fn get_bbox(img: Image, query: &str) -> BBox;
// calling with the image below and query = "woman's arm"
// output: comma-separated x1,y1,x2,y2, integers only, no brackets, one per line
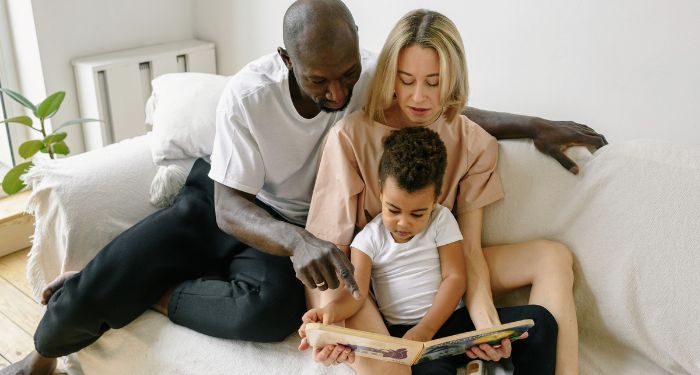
458,208,518,361
457,208,500,328
464,106,608,174
403,241,466,342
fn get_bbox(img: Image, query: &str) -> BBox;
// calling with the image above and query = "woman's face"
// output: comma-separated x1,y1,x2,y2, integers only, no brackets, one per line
394,45,442,126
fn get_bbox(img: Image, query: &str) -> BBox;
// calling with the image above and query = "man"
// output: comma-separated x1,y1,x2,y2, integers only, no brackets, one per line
1,1,606,374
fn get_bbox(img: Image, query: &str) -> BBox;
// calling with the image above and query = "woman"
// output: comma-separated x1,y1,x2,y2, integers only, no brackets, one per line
301,9,578,375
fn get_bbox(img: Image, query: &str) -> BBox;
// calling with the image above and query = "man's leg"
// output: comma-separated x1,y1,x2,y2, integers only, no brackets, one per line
167,246,306,342
31,159,234,357
484,240,578,375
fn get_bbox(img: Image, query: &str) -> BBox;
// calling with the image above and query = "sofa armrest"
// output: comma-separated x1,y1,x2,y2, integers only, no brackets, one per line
24,135,160,298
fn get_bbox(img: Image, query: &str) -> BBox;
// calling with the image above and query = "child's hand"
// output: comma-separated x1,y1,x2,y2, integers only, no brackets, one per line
402,324,434,342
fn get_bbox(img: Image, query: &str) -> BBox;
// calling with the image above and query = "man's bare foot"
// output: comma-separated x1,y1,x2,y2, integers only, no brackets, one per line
40,271,78,305
0,351,56,375
151,287,174,316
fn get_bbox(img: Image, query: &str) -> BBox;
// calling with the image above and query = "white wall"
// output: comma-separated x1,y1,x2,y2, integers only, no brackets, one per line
15,0,700,150
197,0,700,145
29,0,195,154
193,0,288,76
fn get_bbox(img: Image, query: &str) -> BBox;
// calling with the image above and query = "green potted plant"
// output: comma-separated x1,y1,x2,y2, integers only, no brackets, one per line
0,88,100,195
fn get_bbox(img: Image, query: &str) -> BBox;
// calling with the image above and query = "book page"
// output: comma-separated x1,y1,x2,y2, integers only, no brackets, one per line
416,319,534,364
305,323,424,366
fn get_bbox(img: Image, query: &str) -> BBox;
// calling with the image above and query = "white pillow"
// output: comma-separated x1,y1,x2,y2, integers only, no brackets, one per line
146,73,228,207
148,72,229,163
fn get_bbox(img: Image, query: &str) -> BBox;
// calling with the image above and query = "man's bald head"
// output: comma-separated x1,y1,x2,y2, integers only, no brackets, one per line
283,0,358,61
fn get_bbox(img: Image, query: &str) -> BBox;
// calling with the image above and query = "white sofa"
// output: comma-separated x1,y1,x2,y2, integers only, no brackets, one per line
23,85,700,373
24,133,700,374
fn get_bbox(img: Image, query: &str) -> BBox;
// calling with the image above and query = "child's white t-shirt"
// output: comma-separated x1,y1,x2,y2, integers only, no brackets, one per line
350,204,464,325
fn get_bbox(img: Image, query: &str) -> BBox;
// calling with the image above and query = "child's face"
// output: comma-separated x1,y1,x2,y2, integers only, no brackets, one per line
379,176,437,243
394,45,442,126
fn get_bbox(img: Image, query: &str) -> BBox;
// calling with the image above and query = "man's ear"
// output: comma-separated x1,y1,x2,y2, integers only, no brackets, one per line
277,47,292,70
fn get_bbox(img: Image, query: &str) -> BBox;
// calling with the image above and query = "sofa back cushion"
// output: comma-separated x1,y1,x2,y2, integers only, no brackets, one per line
486,139,700,374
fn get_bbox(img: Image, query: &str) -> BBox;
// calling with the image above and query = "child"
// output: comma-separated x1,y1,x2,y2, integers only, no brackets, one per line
305,126,473,373
302,9,565,375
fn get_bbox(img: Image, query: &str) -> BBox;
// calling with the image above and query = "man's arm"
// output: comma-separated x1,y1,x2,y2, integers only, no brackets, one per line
213,181,359,295
463,107,608,174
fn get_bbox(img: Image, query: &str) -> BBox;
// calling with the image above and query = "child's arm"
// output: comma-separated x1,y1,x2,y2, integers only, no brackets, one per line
297,247,371,364
301,247,373,325
403,241,466,342
323,248,373,321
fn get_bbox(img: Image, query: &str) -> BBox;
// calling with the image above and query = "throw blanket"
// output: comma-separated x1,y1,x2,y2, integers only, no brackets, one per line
24,136,700,374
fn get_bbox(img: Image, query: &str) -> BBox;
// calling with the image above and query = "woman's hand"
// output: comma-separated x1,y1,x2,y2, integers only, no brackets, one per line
464,332,528,362
310,344,355,366
297,307,356,366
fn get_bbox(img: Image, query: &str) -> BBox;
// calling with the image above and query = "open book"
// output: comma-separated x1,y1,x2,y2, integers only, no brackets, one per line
305,319,533,365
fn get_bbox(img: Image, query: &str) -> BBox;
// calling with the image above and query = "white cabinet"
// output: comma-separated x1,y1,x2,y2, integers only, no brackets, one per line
73,39,216,151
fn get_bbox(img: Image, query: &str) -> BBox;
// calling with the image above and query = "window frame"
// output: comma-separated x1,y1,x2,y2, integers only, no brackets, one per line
0,1,26,167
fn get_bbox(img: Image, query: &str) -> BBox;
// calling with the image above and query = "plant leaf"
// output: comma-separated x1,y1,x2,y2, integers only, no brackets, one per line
52,141,70,155
0,88,37,111
43,131,67,145
18,140,45,159
35,91,65,119
0,115,33,127
1,161,33,195
54,118,102,132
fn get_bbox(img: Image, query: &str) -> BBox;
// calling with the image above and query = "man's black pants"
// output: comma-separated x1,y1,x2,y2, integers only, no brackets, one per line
34,159,306,357
388,305,558,375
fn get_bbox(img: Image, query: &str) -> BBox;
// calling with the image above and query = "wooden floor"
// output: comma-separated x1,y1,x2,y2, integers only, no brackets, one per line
0,247,45,371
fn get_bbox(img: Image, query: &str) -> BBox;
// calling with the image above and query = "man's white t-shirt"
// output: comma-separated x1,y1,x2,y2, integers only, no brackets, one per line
209,50,376,225
350,204,464,326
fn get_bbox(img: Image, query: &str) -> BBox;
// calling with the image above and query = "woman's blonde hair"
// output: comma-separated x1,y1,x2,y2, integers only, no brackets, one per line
365,9,468,123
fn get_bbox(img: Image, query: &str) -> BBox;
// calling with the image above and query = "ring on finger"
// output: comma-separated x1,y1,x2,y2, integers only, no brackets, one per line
315,281,326,287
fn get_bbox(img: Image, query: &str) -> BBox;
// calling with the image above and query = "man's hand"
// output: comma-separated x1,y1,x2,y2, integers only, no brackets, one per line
531,118,608,175
292,229,360,298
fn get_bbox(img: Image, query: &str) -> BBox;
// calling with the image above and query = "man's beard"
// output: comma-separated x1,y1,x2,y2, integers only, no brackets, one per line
318,88,353,113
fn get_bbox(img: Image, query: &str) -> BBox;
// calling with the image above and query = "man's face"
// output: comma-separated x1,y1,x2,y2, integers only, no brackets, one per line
291,47,362,112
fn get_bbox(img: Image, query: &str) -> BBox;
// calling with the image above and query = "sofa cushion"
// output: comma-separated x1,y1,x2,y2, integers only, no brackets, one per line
484,140,700,374
24,138,700,374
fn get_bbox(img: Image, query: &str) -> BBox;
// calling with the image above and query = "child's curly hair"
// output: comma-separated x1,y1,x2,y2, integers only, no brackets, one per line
379,127,447,196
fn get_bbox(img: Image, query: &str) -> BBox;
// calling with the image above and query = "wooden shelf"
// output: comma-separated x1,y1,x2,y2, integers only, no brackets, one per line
0,190,34,257
0,190,32,224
